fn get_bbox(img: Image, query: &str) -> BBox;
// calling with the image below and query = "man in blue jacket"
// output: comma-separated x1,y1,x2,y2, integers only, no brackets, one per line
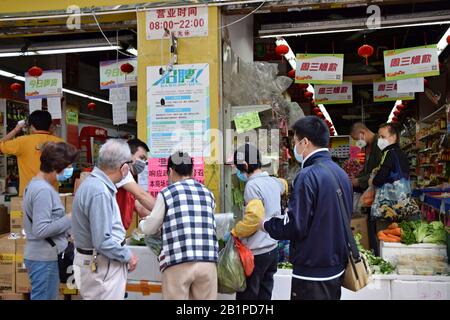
262,116,353,300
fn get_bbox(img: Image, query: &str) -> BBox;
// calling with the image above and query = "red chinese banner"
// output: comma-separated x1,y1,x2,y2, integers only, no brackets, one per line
148,157,205,198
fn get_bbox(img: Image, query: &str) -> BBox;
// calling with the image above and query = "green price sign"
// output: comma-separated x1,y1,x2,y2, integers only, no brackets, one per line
234,111,262,134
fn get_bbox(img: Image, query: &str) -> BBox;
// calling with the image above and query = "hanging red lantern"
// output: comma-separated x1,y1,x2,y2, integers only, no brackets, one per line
393,110,401,117
297,83,309,90
313,107,321,114
396,104,406,110
357,44,374,65
27,66,43,77
316,112,324,118
287,69,295,78
10,82,22,92
120,63,134,74
447,35,450,44
87,102,96,111
275,44,289,56
303,91,313,99
391,116,398,122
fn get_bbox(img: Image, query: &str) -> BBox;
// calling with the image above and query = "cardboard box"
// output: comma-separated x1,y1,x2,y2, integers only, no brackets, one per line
64,195,74,213
15,238,30,293
0,292,28,300
351,216,369,250
0,205,9,235
10,197,23,234
0,234,15,293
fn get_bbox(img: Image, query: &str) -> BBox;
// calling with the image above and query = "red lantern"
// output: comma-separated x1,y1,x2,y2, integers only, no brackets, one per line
316,112,324,118
297,83,309,90
87,102,96,111
393,110,401,117
303,91,313,99
396,104,406,110
313,107,321,114
392,116,398,122
120,63,134,74
10,82,22,92
287,69,295,78
275,44,289,56
27,66,43,77
447,35,450,44
357,44,374,65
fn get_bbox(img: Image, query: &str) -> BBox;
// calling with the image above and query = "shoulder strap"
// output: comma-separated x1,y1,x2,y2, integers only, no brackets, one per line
25,207,57,248
317,162,361,261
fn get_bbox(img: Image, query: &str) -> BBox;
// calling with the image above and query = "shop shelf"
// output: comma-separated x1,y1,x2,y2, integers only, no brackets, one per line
418,148,433,153
419,130,447,142
419,105,447,124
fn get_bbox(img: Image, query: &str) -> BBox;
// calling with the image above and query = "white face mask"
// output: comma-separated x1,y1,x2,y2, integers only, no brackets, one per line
355,133,367,149
377,138,390,150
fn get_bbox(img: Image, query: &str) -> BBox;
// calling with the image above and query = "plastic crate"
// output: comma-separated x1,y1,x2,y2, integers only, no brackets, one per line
380,241,447,265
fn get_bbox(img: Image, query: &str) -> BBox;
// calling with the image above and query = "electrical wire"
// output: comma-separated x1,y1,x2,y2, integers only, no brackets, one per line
219,1,265,29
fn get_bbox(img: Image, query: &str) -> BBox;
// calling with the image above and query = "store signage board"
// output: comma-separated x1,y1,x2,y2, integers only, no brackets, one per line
146,6,208,40
397,77,424,93
66,107,78,125
233,111,262,134
112,101,128,125
25,70,62,99
373,79,415,102
295,54,344,84
147,63,210,158
147,157,204,198
384,45,439,81
28,98,42,113
314,82,353,104
99,58,137,89
47,97,62,119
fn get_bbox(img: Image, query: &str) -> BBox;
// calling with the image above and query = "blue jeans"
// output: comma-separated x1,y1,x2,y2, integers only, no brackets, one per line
24,259,59,300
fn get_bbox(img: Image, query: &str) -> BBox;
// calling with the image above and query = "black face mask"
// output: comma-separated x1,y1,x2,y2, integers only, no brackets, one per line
132,159,146,175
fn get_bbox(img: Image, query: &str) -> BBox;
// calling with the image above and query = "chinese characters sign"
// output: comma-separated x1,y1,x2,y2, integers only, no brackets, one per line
146,6,208,40
25,70,62,99
233,111,261,134
295,54,344,84
148,157,205,198
147,64,210,158
314,82,353,104
384,45,439,81
99,58,137,89
373,78,415,102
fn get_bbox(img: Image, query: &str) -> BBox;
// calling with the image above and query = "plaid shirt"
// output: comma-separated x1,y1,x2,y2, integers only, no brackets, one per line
159,179,218,271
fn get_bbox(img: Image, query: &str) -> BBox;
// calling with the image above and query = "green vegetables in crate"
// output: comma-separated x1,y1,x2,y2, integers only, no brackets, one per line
354,233,395,274
400,220,447,245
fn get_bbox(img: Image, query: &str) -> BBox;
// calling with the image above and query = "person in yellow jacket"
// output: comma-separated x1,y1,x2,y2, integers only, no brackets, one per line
231,144,288,300
0,110,62,196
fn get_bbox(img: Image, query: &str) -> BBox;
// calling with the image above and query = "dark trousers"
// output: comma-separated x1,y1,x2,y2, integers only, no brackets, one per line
236,248,278,300
291,275,343,300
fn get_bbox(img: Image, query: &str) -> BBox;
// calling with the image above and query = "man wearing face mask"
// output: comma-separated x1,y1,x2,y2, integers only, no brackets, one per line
262,116,353,300
72,139,138,300
350,122,382,191
115,139,155,230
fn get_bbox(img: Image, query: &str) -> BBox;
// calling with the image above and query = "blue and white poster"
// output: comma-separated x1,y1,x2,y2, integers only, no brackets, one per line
147,64,210,158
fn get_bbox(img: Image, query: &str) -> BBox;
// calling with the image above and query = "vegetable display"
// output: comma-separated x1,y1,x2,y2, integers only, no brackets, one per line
377,223,401,242
342,158,363,179
399,220,447,245
355,233,395,274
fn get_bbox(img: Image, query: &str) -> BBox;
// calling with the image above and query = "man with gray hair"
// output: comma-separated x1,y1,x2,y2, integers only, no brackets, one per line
72,139,138,300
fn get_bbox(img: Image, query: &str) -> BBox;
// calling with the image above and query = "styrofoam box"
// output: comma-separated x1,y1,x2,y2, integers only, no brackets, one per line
391,279,450,300
126,291,235,300
341,277,391,300
127,244,162,282
380,241,447,265
272,269,292,300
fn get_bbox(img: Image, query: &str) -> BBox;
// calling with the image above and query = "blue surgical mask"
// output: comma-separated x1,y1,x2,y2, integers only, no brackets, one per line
293,141,305,163
57,167,74,182
236,169,248,182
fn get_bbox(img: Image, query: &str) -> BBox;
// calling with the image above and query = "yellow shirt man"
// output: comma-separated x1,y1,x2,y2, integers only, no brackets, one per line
0,112,63,196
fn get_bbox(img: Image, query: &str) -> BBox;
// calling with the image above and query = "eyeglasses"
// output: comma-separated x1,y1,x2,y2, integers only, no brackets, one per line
121,160,133,168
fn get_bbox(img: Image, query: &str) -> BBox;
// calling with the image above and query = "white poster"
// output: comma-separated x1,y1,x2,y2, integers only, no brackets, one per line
47,97,62,119
397,77,424,93
147,64,210,158
112,101,128,125
29,98,42,113
110,87,130,102
146,6,208,40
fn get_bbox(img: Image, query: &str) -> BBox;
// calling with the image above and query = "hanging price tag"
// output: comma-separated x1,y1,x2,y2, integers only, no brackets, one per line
233,111,262,134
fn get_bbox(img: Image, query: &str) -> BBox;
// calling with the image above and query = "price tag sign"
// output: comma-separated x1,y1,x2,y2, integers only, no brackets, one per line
234,111,262,134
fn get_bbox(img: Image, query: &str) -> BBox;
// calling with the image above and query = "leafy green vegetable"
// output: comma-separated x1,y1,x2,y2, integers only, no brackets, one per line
354,233,395,274
278,262,293,269
413,221,428,243
423,221,447,244
400,220,416,245
400,220,447,245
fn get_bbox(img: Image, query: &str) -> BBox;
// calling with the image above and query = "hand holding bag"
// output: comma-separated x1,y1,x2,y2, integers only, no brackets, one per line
318,163,371,292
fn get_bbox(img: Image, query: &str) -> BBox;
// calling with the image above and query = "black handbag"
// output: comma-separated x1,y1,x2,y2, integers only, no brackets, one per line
26,213,74,284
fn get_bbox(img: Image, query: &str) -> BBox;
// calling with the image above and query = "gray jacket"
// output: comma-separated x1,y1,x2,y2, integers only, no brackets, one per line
72,167,131,263
242,172,284,255
23,178,71,261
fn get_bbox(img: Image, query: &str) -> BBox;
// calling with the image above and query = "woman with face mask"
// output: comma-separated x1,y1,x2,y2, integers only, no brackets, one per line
369,123,411,220
23,142,79,300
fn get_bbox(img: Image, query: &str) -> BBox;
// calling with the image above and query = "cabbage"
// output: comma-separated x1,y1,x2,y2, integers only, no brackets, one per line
412,221,428,243
422,221,447,244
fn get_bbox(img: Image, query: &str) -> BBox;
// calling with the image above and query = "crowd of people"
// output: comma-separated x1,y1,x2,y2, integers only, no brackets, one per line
0,110,410,300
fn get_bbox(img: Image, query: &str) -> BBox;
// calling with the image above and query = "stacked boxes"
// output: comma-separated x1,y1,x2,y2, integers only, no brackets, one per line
0,235,15,293
15,238,30,293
